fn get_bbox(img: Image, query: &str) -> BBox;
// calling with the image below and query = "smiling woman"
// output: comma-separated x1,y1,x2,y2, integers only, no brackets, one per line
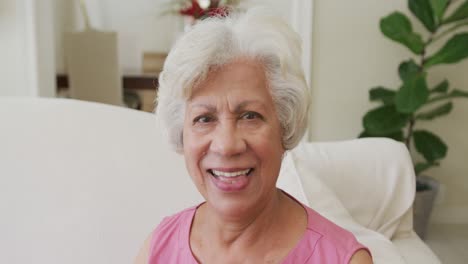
135,7,372,264
183,60,285,220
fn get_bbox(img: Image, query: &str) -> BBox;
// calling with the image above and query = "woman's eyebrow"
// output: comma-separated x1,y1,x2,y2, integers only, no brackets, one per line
190,100,266,113
234,100,266,113
190,103,217,112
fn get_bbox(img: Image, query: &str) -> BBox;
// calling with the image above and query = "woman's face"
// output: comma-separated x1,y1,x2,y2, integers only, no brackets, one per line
183,60,285,217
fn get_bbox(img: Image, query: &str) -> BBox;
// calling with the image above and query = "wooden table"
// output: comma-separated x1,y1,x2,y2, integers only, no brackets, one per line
56,74,159,91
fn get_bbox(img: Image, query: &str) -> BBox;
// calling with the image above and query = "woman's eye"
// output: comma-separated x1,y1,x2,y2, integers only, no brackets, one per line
241,111,262,120
193,115,214,124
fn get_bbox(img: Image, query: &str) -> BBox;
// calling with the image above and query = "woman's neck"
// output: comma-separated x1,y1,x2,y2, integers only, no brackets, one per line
195,189,290,249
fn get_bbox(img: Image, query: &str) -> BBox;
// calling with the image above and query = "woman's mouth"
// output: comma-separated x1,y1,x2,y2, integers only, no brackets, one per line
207,168,254,192
209,168,253,178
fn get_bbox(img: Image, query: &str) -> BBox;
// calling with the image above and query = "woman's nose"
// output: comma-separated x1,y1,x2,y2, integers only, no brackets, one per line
209,121,246,157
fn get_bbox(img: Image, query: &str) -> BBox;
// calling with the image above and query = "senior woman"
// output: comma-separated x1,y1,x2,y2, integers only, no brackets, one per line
136,8,372,264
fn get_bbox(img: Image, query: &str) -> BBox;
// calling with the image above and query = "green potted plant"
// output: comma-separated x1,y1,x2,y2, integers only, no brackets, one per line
359,0,468,239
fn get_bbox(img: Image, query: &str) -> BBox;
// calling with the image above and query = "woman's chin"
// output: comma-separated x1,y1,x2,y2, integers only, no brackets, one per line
204,175,260,217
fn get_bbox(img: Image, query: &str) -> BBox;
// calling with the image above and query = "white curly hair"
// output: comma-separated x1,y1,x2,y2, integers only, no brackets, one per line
156,7,311,153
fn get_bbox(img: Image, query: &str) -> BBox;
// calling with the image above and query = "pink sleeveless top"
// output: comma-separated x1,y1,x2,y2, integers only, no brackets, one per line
148,203,369,263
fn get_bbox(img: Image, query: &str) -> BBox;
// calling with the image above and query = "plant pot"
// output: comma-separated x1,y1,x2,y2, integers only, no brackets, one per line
413,176,439,239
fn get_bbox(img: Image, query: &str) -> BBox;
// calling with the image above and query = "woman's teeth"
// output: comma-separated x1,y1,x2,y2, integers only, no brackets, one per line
210,169,251,177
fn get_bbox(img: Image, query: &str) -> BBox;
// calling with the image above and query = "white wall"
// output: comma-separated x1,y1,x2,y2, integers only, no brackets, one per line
35,0,56,97
310,0,468,223
0,0,55,97
0,0,32,96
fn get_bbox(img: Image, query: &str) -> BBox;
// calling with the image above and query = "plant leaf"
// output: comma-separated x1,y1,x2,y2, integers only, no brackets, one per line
399,59,422,81
424,33,468,68
380,12,425,54
428,88,468,103
430,0,449,23
413,130,448,162
451,89,468,97
395,73,430,113
443,0,468,24
363,105,409,135
431,79,449,93
369,87,396,105
409,0,437,32
416,102,453,120
415,161,439,175
359,129,405,141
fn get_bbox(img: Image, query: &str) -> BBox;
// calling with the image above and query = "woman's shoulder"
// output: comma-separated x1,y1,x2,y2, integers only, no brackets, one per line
151,206,197,242
135,206,198,264
148,206,197,259
305,206,355,239
154,206,197,233
301,206,368,262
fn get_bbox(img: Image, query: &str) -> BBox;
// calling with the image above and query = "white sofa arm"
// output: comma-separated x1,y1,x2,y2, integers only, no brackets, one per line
392,231,440,264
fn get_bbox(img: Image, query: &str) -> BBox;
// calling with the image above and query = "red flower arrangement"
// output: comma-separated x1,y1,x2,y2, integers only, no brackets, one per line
177,0,239,20
179,0,205,18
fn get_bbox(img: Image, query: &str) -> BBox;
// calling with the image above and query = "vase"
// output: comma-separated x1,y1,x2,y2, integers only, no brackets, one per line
413,176,440,239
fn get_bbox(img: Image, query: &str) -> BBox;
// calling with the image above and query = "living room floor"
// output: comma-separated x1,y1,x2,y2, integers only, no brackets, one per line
426,223,468,264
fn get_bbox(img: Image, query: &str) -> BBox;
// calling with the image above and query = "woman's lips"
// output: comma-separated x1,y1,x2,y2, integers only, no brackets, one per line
208,168,253,192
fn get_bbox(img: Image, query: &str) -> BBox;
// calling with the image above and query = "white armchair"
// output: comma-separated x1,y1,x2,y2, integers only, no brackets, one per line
284,140,441,263
0,98,440,263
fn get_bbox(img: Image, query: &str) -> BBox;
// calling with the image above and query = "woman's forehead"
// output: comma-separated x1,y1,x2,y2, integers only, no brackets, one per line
188,99,268,112
190,61,268,94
